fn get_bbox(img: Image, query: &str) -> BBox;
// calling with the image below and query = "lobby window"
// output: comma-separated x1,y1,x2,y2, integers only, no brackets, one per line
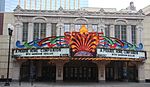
64,24,71,32
51,23,57,36
33,23,46,40
105,25,110,37
131,25,136,44
92,24,98,32
22,22,28,42
115,25,127,41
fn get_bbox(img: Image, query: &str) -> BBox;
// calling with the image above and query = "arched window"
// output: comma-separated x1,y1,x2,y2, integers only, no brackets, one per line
32,17,47,40
115,19,127,41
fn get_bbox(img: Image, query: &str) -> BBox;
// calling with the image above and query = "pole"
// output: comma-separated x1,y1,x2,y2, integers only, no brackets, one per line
4,28,13,86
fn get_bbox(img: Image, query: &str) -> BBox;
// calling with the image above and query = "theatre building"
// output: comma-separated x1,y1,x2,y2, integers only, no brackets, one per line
0,3,148,82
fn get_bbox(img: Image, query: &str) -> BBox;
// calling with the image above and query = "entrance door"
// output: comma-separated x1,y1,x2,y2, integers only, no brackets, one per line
20,61,30,81
106,67,114,81
41,62,56,82
63,60,98,82
105,61,138,82
20,61,56,82
127,66,138,82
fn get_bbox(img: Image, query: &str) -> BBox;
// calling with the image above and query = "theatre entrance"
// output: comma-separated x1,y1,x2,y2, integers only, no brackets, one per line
105,61,138,82
63,60,98,82
20,60,56,82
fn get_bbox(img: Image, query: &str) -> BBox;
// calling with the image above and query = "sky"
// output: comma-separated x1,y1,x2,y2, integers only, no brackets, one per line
89,0,150,11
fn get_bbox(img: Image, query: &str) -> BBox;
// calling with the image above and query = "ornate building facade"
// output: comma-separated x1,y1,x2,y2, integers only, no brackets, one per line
0,2,149,82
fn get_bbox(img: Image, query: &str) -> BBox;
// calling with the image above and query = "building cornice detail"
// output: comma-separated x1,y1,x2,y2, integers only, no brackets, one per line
13,7,145,20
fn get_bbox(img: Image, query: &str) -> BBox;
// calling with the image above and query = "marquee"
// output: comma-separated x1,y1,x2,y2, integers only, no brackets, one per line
13,25,146,60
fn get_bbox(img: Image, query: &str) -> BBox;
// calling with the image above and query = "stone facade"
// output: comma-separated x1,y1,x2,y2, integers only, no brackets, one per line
0,4,149,82
0,13,14,80
143,5,150,81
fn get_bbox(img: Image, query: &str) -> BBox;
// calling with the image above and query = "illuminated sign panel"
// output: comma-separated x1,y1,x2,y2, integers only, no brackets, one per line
97,48,146,59
13,48,69,57
13,25,146,60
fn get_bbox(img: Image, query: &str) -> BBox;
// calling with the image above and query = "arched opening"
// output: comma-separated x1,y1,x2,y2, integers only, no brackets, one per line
20,60,56,82
105,61,138,82
63,60,98,82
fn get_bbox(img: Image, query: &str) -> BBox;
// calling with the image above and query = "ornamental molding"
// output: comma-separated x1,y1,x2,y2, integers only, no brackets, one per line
115,19,128,25
14,7,144,20
32,16,47,23
74,18,88,24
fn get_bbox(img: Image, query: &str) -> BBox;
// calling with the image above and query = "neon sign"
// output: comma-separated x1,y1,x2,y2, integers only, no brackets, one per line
16,25,143,51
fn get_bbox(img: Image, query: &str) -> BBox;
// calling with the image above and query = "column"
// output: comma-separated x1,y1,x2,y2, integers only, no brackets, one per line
138,63,145,82
24,0,27,9
64,0,66,9
98,24,105,32
46,23,51,37
74,0,76,9
88,24,93,32
30,0,32,9
56,23,63,36
98,64,105,82
50,0,52,10
28,22,33,42
78,0,80,9
71,23,75,32
55,0,57,10
11,62,20,81
136,25,143,44
15,23,23,42
68,0,70,9
95,62,106,82
110,25,115,37
127,25,132,43
122,62,128,82
56,62,64,82
61,25,64,36
18,0,21,6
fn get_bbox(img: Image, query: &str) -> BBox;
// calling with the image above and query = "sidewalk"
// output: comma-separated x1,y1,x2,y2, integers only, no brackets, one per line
0,82,150,87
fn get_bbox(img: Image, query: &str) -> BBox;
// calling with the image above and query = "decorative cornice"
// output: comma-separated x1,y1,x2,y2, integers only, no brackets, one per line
13,6,145,20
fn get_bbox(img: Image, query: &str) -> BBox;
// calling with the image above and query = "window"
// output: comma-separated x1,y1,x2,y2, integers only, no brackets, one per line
51,23,57,36
105,25,110,37
40,23,46,38
121,25,127,41
22,22,28,42
75,24,88,32
92,24,98,32
33,23,46,40
115,25,120,39
75,24,82,32
115,25,127,41
64,24,71,32
131,25,136,44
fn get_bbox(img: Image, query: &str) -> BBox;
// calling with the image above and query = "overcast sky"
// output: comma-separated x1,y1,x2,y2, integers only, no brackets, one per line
89,0,150,10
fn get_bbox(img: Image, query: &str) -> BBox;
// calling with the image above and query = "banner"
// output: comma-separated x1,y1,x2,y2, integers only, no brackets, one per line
13,48,69,57
97,48,146,59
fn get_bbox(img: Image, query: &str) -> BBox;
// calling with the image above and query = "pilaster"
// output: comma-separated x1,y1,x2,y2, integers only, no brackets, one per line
110,25,115,37
138,63,145,82
28,22,33,42
46,23,51,37
127,25,132,43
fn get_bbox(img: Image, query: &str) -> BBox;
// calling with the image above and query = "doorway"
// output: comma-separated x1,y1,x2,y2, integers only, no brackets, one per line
105,61,138,82
63,60,98,82
20,60,56,82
